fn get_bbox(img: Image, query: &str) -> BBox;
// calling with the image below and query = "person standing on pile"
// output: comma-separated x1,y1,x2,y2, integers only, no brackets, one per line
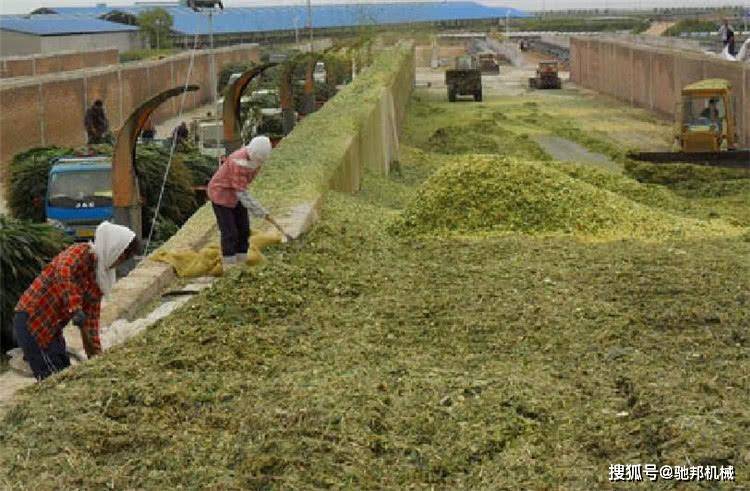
171,121,189,147
207,136,292,270
13,222,139,381
719,19,735,53
84,99,110,144
141,117,156,142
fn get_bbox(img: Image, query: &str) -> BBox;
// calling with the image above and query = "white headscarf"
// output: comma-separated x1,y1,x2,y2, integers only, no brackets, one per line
236,136,272,169
89,221,136,295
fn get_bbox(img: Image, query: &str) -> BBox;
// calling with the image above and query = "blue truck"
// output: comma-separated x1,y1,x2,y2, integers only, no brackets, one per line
45,157,113,241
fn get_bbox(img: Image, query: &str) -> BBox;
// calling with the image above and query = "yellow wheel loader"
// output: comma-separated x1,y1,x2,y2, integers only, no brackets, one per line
628,79,749,169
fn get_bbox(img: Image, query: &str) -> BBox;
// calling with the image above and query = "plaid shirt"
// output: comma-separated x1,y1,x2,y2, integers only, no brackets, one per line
16,243,103,353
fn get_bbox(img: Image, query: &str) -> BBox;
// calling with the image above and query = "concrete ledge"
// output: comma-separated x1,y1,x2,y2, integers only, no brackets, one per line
100,263,175,326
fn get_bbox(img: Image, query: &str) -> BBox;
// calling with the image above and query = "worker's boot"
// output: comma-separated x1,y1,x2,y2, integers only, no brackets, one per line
235,253,248,265
222,255,237,272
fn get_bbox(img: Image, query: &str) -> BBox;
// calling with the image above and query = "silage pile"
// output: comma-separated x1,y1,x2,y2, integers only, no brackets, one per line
391,155,743,241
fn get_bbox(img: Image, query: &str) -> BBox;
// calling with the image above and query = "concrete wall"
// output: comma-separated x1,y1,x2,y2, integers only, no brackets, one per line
0,30,142,57
0,31,41,57
39,31,144,55
414,45,467,68
0,44,260,184
0,49,119,78
570,37,750,146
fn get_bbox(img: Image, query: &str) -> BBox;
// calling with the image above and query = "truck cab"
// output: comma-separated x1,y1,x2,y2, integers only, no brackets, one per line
197,120,226,158
477,52,499,74
46,157,113,241
313,61,326,83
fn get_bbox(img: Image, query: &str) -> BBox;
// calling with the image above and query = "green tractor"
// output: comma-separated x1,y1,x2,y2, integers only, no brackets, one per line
446,55,482,103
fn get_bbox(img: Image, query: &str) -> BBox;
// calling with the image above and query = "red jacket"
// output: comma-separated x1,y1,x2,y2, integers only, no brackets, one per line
15,244,103,353
207,147,261,207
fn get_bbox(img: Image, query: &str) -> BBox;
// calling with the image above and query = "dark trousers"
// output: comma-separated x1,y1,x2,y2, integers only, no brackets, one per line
212,202,250,257
13,312,70,381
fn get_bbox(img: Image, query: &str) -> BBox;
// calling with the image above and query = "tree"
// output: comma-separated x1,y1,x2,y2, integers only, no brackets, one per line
137,8,173,50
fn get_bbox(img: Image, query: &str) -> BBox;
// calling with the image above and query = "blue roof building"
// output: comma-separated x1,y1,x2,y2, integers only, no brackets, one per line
28,2,527,35
0,14,143,56
2,2,528,55
0,15,139,36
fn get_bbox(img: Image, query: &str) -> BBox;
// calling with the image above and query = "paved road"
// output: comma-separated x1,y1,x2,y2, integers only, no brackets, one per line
534,134,621,174
155,102,218,140
644,21,676,37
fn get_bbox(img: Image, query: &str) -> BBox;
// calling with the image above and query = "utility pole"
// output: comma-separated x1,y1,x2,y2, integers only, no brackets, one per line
209,8,217,104
307,0,313,53
293,15,300,48
505,10,510,41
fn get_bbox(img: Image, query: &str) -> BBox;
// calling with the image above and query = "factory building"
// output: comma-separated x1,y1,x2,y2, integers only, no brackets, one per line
0,15,143,56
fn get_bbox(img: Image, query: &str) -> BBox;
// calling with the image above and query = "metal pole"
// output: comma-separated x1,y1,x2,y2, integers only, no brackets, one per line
307,0,313,53
210,9,217,104
294,16,299,47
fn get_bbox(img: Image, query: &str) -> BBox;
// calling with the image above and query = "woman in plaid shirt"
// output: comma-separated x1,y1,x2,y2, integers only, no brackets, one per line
14,221,139,380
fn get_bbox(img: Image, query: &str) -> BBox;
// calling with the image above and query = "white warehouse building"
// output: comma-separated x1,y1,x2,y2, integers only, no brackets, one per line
0,15,144,57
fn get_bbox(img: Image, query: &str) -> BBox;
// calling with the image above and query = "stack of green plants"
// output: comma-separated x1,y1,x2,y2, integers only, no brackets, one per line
624,160,750,186
664,19,718,37
511,16,650,33
424,118,550,161
252,43,414,208
0,216,71,352
390,155,741,241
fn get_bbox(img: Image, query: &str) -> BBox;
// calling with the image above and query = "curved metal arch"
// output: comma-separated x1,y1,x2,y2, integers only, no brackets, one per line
221,62,277,152
112,84,199,238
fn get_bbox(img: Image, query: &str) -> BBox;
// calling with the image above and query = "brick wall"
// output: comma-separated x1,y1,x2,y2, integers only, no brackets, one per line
570,37,749,146
0,44,260,185
0,49,119,79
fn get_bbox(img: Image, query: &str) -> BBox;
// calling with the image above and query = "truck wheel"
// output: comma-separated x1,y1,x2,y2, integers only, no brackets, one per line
529,78,536,89
474,90,482,102
448,88,456,102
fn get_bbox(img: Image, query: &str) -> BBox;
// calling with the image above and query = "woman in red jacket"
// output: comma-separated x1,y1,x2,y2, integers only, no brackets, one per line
14,221,139,380
207,136,291,270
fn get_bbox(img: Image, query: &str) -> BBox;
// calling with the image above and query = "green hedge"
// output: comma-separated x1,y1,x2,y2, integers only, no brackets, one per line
511,17,649,33
664,19,717,36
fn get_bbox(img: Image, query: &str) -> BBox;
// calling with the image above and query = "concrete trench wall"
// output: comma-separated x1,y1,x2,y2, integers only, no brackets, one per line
570,37,750,146
414,46,466,68
0,49,119,79
100,42,416,327
0,44,260,181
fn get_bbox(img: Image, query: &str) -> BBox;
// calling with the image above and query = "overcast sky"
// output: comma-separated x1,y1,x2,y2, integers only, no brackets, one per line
1,0,748,15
